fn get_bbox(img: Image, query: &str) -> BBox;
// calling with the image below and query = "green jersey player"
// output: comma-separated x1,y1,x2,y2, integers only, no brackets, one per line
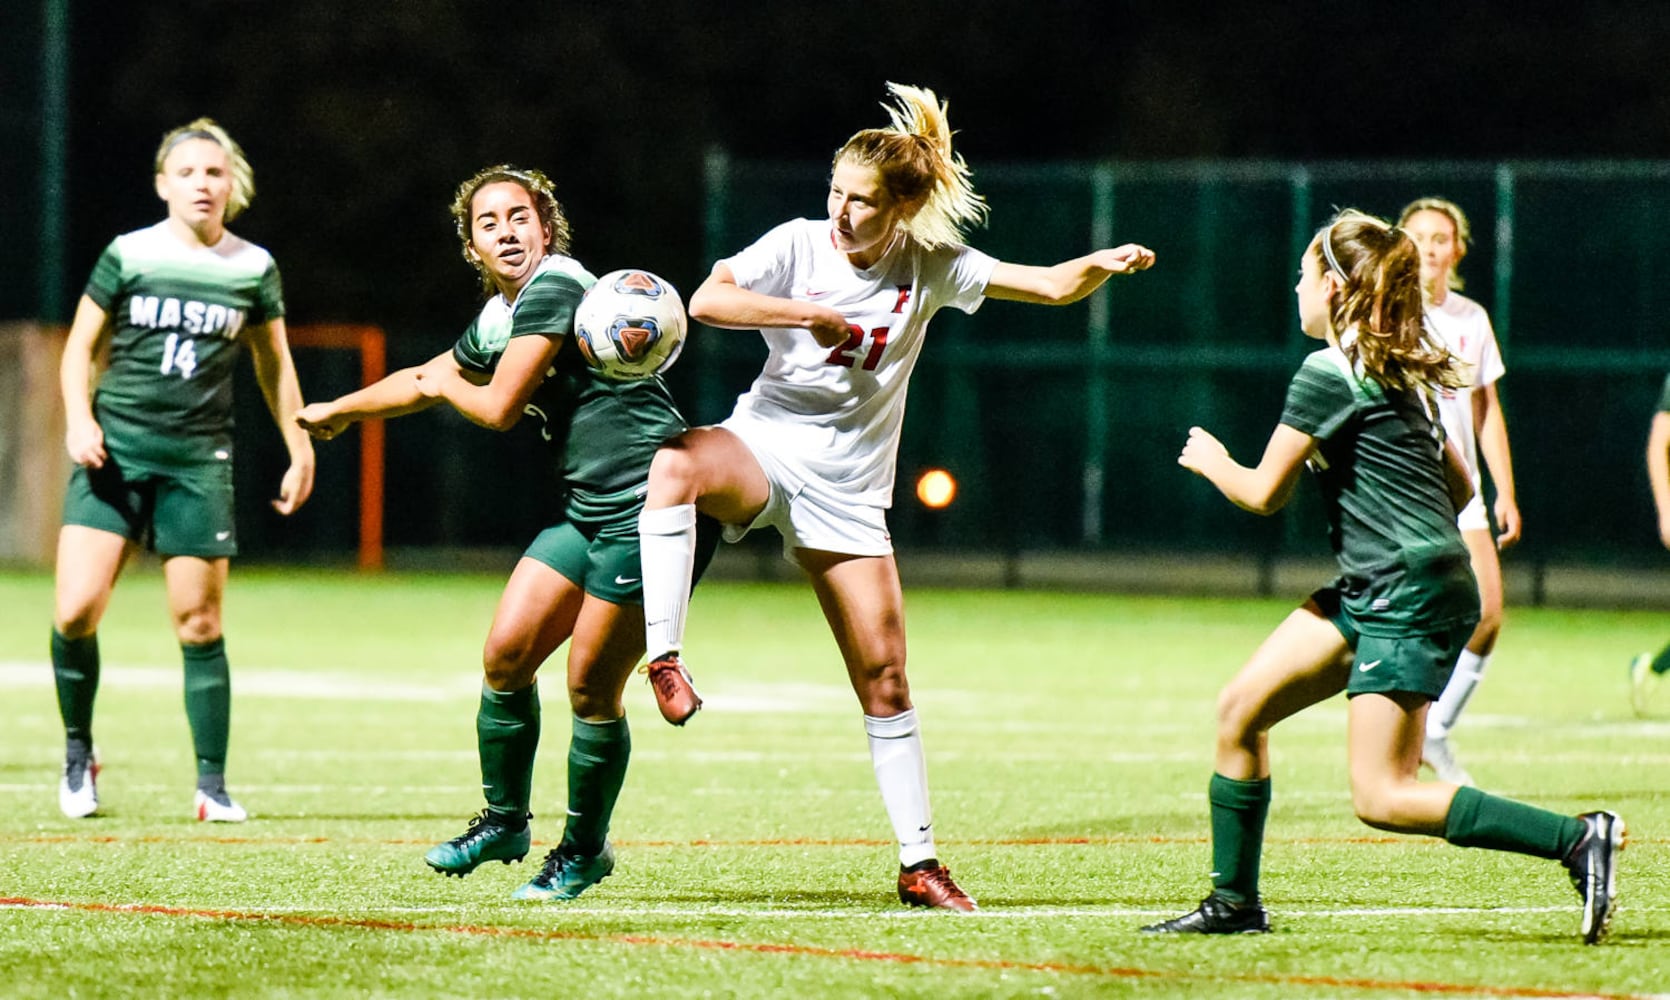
1145,209,1623,945
52,118,316,823
296,165,715,902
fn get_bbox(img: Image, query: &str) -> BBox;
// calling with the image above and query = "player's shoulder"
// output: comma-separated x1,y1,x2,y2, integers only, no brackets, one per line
1435,291,1488,323
754,218,822,248
1298,344,1354,383
108,221,173,259
528,253,597,292
210,229,276,271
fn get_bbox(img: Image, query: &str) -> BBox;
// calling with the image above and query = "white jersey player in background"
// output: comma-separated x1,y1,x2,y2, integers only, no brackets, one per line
635,82,1154,911
1399,197,1521,786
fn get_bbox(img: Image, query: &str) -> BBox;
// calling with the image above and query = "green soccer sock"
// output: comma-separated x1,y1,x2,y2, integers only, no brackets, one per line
478,683,541,819
560,715,631,856
182,639,231,777
1208,773,1272,905
1652,643,1670,676
51,630,101,750
1444,785,1586,859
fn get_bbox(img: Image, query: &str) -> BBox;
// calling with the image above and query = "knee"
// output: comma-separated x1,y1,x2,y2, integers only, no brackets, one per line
1348,777,1406,830
172,607,221,646
566,677,616,719
1213,684,1261,749
55,607,99,640
1473,603,1503,649
854,656,911,714
482,634,538,692
648,443,699,496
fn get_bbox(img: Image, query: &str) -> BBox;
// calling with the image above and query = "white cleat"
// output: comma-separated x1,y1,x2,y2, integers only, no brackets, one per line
59,750,101,819
1422,733,1475,786
194,789,249,823
1629,653,1659,717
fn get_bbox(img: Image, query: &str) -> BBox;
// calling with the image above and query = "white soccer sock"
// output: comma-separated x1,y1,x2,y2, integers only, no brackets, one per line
1430,649,1489,738
864,708,936,868
638,503,698,659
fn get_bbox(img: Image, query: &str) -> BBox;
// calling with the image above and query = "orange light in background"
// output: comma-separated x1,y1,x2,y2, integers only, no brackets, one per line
915,468,957,508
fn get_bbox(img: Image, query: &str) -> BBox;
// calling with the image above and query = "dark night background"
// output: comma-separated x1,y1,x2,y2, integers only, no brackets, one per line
7,0,1670,559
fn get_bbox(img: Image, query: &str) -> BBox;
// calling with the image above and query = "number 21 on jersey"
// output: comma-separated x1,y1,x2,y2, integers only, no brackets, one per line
825,325,889,371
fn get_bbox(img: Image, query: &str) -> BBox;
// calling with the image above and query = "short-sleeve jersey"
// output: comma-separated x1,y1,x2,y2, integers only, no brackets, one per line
1280,346,1477,635
1658,373,1670,413
1424,291,1503,486
451,254,688,507
721,219,998,506
82,222,284,470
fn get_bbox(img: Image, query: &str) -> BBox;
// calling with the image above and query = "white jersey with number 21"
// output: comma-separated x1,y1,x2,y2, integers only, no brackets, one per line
722,218,996,506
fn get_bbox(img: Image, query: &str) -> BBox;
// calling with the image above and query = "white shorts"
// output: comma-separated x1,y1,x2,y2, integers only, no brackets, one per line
1456,492,1490,533
718,413,893,558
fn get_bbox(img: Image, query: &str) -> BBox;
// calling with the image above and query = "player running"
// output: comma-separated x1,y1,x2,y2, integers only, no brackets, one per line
1148,209,1623,944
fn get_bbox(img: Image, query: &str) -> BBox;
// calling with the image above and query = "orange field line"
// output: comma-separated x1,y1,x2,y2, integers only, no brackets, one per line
12,832,1668,848
0,896,1644,999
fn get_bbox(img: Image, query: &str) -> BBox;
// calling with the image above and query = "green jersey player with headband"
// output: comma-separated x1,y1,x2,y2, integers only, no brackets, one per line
297,165,717,902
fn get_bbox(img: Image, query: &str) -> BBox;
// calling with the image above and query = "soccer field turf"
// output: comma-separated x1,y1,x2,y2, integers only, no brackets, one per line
1,566,1665,998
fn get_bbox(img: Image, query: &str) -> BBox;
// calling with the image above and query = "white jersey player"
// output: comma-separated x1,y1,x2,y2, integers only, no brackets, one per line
635,82,1155,912
1400,197,1521,787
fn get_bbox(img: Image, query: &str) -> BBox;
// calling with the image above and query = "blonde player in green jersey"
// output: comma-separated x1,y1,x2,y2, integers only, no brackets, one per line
1397,198,1520,786
297,165,715,902
53,118,315,823
1145,209,1623,944
1629,374,1670,714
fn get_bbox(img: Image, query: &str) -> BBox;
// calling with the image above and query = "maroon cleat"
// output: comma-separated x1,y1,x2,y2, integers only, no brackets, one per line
897,863,977,913
641,654,702,726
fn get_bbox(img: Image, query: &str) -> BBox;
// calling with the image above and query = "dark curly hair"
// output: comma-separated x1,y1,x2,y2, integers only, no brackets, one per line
449,165,572,295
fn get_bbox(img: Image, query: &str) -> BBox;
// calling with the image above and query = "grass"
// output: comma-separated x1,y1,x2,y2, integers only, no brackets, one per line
0,565,1665,998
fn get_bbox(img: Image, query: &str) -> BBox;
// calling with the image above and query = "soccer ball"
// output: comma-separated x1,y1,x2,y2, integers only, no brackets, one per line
573,269,687,380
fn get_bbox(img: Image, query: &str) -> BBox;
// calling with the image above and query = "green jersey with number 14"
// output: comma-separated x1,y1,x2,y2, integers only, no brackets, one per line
82,221,285,471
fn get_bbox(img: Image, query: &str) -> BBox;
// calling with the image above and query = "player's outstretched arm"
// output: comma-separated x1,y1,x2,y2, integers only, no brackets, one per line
1178,424,1310,516
688,263,851,348
248,316,316,514
296,349,457,440
413,334,555,432
1648,411,1670,549
984,244,1156,306
59,295,113,469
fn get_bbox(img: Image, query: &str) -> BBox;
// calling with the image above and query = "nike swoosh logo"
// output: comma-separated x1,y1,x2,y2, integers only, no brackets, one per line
215,531,231,541
803,289,831,298
615,575,639,585
917,824,932,833
1358,659,1383,673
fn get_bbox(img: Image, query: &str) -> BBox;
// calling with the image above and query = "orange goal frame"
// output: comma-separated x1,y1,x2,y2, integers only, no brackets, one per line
288,324,386,570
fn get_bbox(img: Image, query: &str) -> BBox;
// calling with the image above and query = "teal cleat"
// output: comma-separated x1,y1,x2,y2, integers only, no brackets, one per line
512,842,615,901
424,809,531,877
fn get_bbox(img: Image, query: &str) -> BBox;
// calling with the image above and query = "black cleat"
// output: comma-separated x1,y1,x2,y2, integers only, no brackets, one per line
1141,893,1270,934
1563,810,1624,944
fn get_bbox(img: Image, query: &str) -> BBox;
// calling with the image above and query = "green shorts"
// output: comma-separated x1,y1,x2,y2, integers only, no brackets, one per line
525,509,720,606
62,457,237,558
1311,586,1477,700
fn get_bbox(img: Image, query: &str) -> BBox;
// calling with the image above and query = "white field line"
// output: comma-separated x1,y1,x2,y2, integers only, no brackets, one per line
0,662,856,714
